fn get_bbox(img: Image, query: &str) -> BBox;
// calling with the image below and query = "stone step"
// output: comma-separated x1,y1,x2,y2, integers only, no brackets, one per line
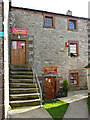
10,79,34,83
10,93,40,101
10,75,33,79
10,88,39,94
10,93,40,97
10,71,33,75
9,99,41,108
9,65,41,108
10,65,32,71
9,83,37,88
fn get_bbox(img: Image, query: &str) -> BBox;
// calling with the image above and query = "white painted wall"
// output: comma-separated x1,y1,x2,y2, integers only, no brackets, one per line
88,1,90,96
88,1,90,18
3,0,9,118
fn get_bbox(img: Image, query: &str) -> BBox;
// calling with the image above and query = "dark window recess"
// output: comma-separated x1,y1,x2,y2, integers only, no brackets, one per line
70,53,78,57
45,17,53,27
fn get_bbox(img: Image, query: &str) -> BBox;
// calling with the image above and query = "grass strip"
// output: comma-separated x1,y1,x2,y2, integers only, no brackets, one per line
88,97,90,114
43,100,69,120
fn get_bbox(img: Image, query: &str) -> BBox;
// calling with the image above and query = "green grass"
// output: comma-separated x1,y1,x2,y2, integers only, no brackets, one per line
43,100,69,120
88,97,90,114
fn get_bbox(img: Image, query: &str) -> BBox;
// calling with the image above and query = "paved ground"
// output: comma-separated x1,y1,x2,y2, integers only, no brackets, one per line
9,105,53,119
58,90,88,103
58,90,89,119
63,98,88,119
9,90,89,119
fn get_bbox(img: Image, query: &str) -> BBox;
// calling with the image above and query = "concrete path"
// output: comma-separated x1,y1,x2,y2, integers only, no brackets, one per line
9,90,89,119
58,90,89,119
63,98,88,119
58,90,88,103
9,106,53,119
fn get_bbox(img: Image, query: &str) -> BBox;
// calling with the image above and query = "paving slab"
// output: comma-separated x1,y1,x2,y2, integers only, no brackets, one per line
57,90,88,103
58,90,89,119
63,98,88,119
9,106,53,119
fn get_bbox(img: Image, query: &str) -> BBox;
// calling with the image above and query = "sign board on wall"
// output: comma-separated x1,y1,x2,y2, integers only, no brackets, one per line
44,66,57,74
12,27,28,35
0,31,4,37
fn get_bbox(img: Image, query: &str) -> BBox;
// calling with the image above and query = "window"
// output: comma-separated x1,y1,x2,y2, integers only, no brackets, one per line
68,17,77,30
43,14,55,28
69,71,79,86
69,20,76,29
45,17,53,27
68,41,79,57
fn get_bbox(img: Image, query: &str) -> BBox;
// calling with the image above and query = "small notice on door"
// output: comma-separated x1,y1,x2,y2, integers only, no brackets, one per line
17,41,22,49
12,41,17,49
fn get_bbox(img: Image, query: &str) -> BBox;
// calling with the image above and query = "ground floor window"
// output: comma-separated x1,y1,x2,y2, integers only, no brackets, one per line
69,71,79,86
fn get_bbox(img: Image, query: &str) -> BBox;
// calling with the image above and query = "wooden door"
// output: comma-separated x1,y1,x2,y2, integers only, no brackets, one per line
11,40,26,64
45,77,56,100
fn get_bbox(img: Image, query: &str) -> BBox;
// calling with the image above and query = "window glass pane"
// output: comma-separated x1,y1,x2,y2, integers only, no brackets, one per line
69,20,75,29
70,73,77,84
70,44,76,53
45,17,53,27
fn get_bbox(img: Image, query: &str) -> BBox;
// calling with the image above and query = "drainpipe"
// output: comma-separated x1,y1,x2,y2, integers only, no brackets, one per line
3,0,9,118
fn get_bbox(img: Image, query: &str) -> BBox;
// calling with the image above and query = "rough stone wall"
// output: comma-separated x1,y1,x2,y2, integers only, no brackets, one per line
0,1,4,119
88,19,90,95
9,8,88,88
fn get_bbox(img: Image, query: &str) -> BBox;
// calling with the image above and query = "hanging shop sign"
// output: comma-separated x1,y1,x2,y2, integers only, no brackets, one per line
65,42,69,47
12,27,28,35
0,31,4,37
88,74,90,76
44,66,57,74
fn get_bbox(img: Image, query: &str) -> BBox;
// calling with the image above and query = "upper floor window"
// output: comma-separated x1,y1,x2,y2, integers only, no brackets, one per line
68,41,79,57
69,20,76,29
43,13,55,28
68,17,77,31
45,17,53,27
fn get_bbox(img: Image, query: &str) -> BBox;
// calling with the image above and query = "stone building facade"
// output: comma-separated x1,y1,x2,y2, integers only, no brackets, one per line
0,0,4,119
9,6,89,91
86,1,90,96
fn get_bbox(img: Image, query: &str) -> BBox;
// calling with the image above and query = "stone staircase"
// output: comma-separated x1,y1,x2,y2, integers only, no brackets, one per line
9,65,42,108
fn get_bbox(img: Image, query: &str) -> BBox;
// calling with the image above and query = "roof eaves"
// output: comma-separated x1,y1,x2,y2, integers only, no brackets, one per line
10,6,90,20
